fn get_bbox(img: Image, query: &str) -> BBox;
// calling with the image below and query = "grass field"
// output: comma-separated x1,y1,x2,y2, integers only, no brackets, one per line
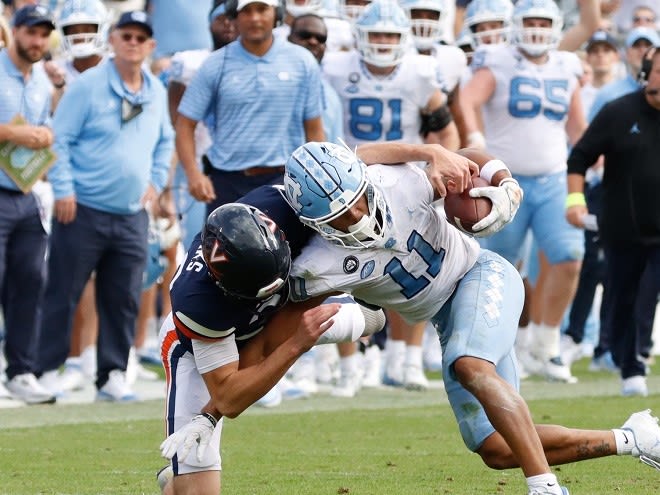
0,360,658,495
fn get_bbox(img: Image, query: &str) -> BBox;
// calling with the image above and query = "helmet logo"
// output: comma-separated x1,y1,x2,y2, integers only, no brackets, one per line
284,174,304,211
208,241,228,264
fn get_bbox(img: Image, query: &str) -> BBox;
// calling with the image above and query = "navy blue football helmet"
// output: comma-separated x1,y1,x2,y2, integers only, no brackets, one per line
201,204,291,300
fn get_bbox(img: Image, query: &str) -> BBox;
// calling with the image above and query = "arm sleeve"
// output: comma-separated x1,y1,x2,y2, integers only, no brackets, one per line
192,333,239,374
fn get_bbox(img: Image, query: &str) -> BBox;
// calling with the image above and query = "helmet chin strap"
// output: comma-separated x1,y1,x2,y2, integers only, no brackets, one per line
347,214,378,241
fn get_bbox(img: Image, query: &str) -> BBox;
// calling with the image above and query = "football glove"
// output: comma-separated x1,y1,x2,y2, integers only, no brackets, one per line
160,413,217,463
469,178,523,237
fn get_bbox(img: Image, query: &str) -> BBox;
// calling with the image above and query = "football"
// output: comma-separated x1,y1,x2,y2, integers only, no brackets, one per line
443,148,496,235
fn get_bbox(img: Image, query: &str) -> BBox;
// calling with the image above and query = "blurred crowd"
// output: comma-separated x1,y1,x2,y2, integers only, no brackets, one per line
0,0,658,407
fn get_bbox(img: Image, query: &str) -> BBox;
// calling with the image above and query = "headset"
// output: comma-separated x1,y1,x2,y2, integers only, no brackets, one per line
225,0,284,26
638,45,658,88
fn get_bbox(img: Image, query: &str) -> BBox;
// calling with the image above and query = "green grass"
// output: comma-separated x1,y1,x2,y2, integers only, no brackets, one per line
0,360,658,495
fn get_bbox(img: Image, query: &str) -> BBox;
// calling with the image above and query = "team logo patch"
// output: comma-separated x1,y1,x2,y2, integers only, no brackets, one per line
343,255,359,274
360,260,375,279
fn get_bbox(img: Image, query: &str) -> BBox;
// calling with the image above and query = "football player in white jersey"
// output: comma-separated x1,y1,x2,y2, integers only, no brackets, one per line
281,140,660,495
400,0,469,145
461,0,588,383
323,0,459,150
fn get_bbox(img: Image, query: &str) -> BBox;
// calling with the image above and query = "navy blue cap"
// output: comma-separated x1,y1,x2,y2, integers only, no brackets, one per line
12,4,55,30
115,10,153,37
585,30,618,52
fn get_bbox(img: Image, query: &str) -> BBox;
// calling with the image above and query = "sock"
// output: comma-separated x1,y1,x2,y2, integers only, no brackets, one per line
516,326,530,350
536,323,561,359
339,353,359,377
404,344,423,368
612,428,634,455
527,473,561,494
385,339,406,363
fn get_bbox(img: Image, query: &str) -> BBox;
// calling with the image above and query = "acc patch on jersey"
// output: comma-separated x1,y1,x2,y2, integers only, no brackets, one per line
343,255,359,274
360,260,375,279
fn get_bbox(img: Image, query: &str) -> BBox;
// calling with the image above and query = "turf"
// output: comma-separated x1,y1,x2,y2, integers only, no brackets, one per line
0,360,658,495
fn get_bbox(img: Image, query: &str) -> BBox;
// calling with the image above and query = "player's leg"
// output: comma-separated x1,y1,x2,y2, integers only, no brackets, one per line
159,314,223,495
433,250,556,483
529,172,583,380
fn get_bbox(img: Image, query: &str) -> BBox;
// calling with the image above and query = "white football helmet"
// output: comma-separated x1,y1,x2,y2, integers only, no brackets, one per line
355,0,410,68
339,0,372,23
464,0,513,47
57,0,109,59
399,0,444,51
511,0,563,57
284,142,393,249
285,0,324,17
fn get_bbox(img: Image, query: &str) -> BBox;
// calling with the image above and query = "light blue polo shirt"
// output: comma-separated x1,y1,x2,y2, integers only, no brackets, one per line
179,36,322,171
49,60,174,215
322,77,344,143
0,50,53,191
588,75,640,122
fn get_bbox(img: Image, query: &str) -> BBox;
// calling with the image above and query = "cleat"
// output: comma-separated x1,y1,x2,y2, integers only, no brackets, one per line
331,372,361,398
560,334,583,367
7,373,56,404
621,409,660,469
621,376,648,397
403,364,429,391
96,370,138,402
588,352,619,373
529,486,569,495
361,345,382,388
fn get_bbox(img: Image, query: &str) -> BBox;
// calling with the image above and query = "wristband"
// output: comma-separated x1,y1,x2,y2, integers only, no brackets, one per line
200,412,218,428
565,192,586,209
479,159,509,183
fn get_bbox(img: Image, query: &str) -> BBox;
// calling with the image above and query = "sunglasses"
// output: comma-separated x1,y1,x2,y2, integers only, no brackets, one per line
120,32,149,44
294,30,327,44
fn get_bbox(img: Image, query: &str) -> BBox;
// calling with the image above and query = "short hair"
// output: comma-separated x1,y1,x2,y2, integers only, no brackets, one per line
290,13,326,34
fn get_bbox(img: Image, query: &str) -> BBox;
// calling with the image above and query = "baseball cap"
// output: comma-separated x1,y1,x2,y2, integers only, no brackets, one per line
585,30,618,52
115,11,153,37
625,26,660,48
236,0,279,12
12,4,55,30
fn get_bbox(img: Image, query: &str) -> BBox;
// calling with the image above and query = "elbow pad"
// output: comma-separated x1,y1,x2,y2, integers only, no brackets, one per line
420,105,453,137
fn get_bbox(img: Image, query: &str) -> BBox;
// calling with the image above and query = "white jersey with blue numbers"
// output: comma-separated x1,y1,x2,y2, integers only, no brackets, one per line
322,51,441,148
290,164,480,323
472,44,582,176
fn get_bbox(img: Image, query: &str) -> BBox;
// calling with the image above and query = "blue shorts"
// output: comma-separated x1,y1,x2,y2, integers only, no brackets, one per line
483,171,584,265
432,249,525,451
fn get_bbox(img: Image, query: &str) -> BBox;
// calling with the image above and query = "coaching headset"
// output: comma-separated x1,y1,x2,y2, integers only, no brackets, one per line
224,0,284,27
638,45,659,94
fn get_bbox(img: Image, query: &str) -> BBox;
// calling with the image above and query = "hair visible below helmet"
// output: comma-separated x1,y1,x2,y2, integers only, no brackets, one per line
355,0,410,67
284,142,392,249
201,204,291,300
400,0,444,51
285,0,324,17
512,0,563,57
57,0,109,58
464,0,513,46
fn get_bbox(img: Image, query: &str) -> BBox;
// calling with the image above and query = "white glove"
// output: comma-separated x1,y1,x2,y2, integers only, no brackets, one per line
469,178,523,237
160,413,217,463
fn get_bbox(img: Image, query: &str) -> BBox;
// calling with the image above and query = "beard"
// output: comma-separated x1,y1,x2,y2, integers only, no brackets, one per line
15,40,47,64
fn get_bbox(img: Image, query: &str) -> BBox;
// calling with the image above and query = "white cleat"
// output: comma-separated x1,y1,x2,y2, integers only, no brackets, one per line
621,409,660,470
331,372,361,398
528,486,569,495
96,370,138,402
7,373,56,404
156,465,173,492
361,345,382,388
621,376,648,397
560,334,584,368
403,364,429,391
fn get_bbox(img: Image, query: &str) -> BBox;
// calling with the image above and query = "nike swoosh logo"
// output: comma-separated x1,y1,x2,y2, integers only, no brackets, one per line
547,483,556,487
623,432,630,444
